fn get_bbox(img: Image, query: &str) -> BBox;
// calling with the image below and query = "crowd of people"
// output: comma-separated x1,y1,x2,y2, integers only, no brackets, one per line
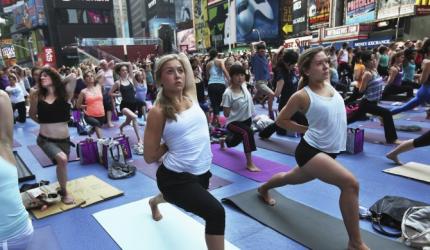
1,36,430,250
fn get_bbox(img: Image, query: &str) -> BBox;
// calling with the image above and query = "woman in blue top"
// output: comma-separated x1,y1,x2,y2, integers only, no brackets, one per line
382,50,414,100
402,48,420,89
0,90,33,250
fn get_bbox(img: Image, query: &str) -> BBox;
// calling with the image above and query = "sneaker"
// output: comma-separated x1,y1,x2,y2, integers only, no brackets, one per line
138,121,146,126
133,144,144,155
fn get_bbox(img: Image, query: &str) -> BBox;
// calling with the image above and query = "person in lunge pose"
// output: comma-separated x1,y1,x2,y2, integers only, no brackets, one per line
29,67,76,204
386,130,430,165
220,64,260,172
258,47,369,250
144,54,225,250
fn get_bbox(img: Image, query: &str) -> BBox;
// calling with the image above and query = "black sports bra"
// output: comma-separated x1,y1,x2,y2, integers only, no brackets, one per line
37,98,71,123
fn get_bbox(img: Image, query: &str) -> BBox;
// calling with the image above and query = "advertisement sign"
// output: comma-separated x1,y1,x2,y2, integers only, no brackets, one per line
284,35,312,49
208,0,228,47
416,0,430,15
42,47,56,67
224,0,236,47
308,0,331,30
193,0,211,49
235,0,279,43
146,0,175,20
11,0,45,32
177,28,196,52
281,0,293,35
1,44,16,59
323,24,361,41
175,0,193,24
353,36,391,48
345,0,376,24
377,0,415,20
292,0,307,34
54,0,112,9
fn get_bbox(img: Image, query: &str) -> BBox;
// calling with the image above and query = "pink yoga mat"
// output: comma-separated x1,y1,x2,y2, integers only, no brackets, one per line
131,157,232,191
27,145,79,168
211,144,293,182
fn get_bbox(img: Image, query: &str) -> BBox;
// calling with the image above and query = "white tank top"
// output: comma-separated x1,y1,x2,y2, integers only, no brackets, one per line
339,49,349,63
303,85,347,153
162,99,212,175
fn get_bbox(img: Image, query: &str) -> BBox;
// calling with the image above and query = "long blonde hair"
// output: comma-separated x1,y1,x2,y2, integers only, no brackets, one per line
154,54,188,121
297,47,324,90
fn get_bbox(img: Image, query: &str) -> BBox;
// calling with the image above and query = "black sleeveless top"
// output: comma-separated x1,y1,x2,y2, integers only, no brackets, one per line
37,98,71,123
119,80,136,103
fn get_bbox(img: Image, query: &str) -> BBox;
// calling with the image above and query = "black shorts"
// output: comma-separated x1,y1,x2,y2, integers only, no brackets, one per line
84,115,105,128
295,138,338,167
120,101,137,112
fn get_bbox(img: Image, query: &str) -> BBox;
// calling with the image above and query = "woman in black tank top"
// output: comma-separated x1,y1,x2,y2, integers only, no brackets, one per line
110,63,143,153
29,67,77,205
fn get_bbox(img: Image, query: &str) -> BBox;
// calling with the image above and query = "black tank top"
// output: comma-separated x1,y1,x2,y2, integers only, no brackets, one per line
119,80,136,103
37,98,70,123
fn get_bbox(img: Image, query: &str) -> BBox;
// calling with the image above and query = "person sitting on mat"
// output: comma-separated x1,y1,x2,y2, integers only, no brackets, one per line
258,47,369,250
0,90,34,250
391,38,430,119
144,53,225,250
29,67,76,204
219,64,260,172
76,70,105,139
386,130,430,165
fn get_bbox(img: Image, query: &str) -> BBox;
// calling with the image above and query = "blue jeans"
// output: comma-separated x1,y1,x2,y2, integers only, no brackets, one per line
391,85,430,115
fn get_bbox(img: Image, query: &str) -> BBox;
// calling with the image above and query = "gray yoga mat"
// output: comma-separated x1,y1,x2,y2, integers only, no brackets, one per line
14,151,35,182
222,189,411,250
254,135,299,156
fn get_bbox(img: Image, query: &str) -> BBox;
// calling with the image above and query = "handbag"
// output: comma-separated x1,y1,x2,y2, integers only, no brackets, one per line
107,143,136,179
76,138,99,165
346,128,364,154
114,135,132,160
99,137,131,168
401,206,430,248
369,196,429,237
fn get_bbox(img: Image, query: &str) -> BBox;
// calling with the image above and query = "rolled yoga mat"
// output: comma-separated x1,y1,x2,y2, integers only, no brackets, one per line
14,151,35,182
27,144,79,168
93,197,239,250
131,157,233,191
211,144,293,182
222,189,412,250
254,135,299,156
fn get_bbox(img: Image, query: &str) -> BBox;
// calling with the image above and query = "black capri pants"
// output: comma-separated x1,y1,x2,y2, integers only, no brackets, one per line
208,83,226,115
156,164,225,235
226,118,256,153
295,138,338,167
413,130,430,148
84,114,105,128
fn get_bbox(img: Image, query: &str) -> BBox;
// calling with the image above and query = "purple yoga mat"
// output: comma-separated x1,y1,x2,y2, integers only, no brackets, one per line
254,135,298,156
211,144,293,182
13,139,21,148
27,226,61,250
131,157,232,191
28,144,79,168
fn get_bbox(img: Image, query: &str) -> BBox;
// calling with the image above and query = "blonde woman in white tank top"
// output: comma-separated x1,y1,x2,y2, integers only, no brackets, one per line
258,48,369,250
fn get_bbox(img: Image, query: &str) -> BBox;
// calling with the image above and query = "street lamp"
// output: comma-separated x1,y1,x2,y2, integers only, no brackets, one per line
252,28,261,41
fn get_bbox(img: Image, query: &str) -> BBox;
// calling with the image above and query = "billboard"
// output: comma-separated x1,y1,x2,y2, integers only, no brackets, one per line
146,0,175,20
292,0,307,34
177,28,196,52
345,0,376,25
308,0,331,30
193,0,211,49
377,0,415,20
11,0,46,32
175,0,193,24
208,0,228,47
415,0,430,15
53,0,112,9
235,0,279,43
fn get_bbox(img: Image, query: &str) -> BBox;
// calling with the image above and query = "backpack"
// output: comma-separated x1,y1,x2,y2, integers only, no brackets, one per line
369,196,429,237
401,206,430,248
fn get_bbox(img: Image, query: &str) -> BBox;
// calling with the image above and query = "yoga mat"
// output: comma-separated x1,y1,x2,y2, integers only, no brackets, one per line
93,197,239,250
27,145,79,168
31,175,123,219
13,139,21,148
222,189,411,250
364,131,410,145
406,115,429,122
211,144,293,182
27,225,61,250
360,122,430,134
254,135,299,156
131,157,232,191
14,151,35,182
384,162,430,183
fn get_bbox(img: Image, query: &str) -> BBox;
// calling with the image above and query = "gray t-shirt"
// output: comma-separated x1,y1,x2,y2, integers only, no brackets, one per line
221,84,254,124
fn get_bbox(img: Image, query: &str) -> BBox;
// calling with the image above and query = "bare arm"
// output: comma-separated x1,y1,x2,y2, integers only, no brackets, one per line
359,71,372,93
218,59,231,83
109,81,121,97
64,73,77,101
386,66,398,85
276,90,309,134
223,107,231,118
274,79,284,97
76,91,86,110
419,60,430,85
0,90,16,165
29,89,39,123
180,53,198,102
143,106,168,163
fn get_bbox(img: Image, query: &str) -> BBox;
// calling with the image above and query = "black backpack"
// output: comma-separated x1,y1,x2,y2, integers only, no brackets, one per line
369,196,429,237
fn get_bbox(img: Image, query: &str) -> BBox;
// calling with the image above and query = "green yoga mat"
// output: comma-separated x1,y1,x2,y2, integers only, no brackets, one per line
222,189,411,250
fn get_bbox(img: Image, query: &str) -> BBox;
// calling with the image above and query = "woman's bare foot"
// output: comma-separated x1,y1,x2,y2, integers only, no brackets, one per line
108,123,115,128
348,241,370,250
61,194,75,205
393,139,403,145
246,163,261,172
386,151,403,165
219,137,226,150
257,186,276,206
149,198,163,221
